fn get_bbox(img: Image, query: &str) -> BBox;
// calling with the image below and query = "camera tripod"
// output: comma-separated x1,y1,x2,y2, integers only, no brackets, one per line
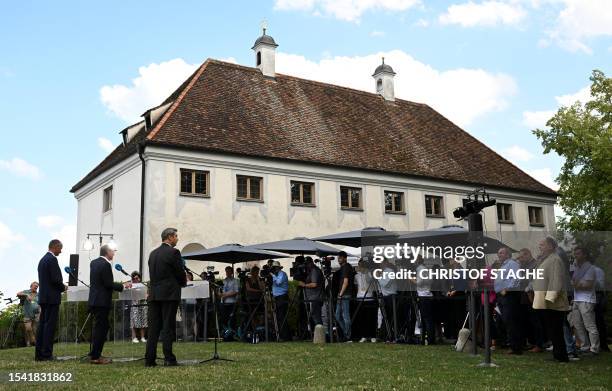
239,278,279,343
350,274,393,341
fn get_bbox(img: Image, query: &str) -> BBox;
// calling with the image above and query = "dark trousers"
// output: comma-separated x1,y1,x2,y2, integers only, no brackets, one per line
145,300,179,364
418,296,435,345
89,306,110,359
443,295,466,340
220,303,236,330
353,299,377,339
35,303,59,360
308,299,323,327
383,295,396,341
541,309,569,362
520,303,545,348
595,293,609,351
498,292,522,353
274,294,290,340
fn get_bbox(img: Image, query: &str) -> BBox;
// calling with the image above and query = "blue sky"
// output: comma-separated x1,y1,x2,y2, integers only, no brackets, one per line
0,0,611,302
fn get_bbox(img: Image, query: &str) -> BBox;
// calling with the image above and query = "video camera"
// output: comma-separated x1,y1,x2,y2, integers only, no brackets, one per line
290,256,308,282
315,257,333,277
202,266,219,283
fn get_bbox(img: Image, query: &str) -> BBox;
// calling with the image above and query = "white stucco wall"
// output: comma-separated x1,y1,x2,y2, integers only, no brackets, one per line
74,155,142,284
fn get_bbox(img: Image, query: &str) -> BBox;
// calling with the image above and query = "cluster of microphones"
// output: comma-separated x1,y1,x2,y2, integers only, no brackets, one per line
63,264,130,287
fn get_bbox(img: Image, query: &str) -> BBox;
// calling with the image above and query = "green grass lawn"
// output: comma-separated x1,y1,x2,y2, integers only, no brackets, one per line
0,342,610,390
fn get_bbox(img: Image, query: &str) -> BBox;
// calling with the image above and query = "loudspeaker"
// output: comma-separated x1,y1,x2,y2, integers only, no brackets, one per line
69,254,79,286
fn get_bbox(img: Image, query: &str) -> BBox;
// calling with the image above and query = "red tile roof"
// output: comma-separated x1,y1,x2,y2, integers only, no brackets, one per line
71,59,556,196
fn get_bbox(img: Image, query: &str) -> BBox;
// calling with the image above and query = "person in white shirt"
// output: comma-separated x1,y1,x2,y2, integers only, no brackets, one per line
414,257,435,345
570,246,600,354
353,260,377,343
378,259,398,342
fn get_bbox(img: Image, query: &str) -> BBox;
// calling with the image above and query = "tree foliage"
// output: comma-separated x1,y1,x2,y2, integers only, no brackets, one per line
533,70,612,232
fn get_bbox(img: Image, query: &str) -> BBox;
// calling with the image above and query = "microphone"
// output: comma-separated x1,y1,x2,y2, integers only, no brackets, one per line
64,266,73,274
64,266,90,288
115,263,130,277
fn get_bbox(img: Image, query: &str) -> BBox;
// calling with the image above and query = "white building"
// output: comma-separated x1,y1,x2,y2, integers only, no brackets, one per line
71,30,557,281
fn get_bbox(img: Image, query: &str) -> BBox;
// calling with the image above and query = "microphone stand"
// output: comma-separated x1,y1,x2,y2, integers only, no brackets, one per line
200,280,233,363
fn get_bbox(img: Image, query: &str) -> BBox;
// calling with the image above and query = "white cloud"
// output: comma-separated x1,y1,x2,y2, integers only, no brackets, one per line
554,85,591,106
439,1,527,27
502,145,534,162
0,157,42,180
37,215,64,229
0,221,24,253
100,58,199,123
527,167,559,190
546,0,612,54
276,50,517,126
370,30,386,37
274,0,421,22
98,137,115,153
522,85,590,129
414,18,430,27
522,110,555,128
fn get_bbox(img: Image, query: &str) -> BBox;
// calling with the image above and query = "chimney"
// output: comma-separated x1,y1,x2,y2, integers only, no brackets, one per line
372,57,396,101
252,25,278,78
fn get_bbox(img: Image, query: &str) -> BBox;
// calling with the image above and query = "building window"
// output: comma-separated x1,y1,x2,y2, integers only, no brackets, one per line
180,169,210,196
256,51,262,66
103,186,113,213
384,191,405,214
497,203,514,224
528,206,544,226
425,195,444,217
340,186,362,210
237,175,263,201
291,181,315,206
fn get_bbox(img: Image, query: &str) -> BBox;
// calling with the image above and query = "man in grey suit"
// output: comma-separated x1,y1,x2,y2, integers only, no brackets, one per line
145,228,187,367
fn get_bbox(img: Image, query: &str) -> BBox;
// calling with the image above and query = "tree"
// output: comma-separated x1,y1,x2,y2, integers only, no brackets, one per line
533,70,612,232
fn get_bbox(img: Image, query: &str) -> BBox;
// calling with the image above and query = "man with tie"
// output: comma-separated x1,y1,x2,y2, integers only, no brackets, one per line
145,228,187,367
35,239,66,361
88,244,130,364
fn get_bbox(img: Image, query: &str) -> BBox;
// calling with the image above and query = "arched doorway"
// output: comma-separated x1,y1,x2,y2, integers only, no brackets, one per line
181,242,206,279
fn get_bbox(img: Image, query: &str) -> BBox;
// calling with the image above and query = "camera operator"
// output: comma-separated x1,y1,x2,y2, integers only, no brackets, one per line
245,266,266,329
354,261,377,343
270,261,290,341
298,258,324,329
335,251,354,342
17,281,40,347
220,266,238,330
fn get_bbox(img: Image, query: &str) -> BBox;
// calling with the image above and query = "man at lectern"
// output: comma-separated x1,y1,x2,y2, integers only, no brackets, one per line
88,244,130,364
145,228,187,367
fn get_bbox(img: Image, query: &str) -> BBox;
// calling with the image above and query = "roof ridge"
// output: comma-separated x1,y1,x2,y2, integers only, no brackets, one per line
205,58,428,108
147,59,211,141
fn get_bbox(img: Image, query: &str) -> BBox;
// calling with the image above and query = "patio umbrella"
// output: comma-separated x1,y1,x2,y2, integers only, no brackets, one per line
182,243,289,263
248,237,340,257
312,226,397,248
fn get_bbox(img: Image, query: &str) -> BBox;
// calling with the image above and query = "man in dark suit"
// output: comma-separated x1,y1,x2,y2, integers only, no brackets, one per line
88,244,129,364
145,228,187,367
35,239,66,361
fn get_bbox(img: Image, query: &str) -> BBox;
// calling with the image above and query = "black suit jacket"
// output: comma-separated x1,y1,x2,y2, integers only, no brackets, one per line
88,257,124,308
148,243,187,301
37,252,65,305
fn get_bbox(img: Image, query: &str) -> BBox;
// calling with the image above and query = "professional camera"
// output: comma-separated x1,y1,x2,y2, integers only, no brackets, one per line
202,265,219,282
316,257,332,277
290,256,308,282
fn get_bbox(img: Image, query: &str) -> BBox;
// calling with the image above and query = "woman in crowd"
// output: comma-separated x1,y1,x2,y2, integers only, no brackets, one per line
353,260,377,343
129,271,148,343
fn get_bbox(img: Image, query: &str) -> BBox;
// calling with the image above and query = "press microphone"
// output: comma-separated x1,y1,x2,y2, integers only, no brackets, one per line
64,266,73,274
64,266,89,288
115,263,130,277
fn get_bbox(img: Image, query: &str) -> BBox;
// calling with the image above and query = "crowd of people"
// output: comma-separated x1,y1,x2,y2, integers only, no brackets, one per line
11,229,610,366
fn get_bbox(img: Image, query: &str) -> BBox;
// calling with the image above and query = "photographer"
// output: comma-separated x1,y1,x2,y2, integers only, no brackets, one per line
244,266,266,329
270,261,291,341
335,251,354,342
299,258,324,329
354,261,377,343
17,282,40,347
220,266,238,330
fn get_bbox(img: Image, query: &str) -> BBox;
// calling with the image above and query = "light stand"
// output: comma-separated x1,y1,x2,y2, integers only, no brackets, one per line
454,187,497,367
